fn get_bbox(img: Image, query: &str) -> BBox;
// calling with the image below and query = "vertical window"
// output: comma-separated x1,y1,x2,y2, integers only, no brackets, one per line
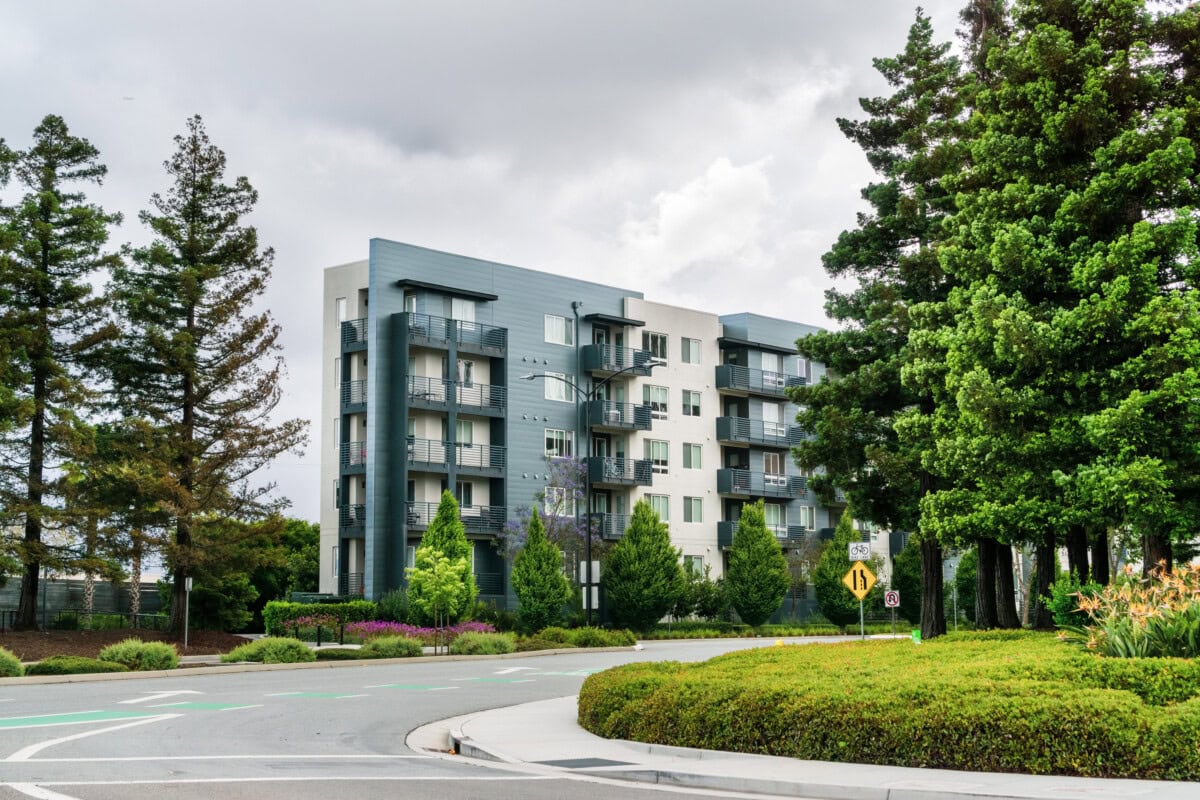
682,443,702,469
544,314,574,346
456,358,474,387
456,420,474,445
644,385,668,419
406,545,416,570
545,486,576,517
646,494,669,521
404,293,416,314
544,429,574,458
333,480,340,507
456,481,473,507
682,389,701,416
762,402,784,436
333,357,341,388
681,337,701,365
683,554,704,576
763,451,784,475
683,497,703,523
798,506,815,529
645,439,669,474
764,503,786,535
543,371,571,402
335,297,347,323
332,545,339,577
761,352,783,373
451,297,476,322
642,331,668,360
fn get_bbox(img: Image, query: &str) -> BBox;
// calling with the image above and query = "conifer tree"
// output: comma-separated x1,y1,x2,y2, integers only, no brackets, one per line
511,508,571,633
725,501,790,627
0,115,120,629
602,500,683,633
408,490,477,622
109,115,306,633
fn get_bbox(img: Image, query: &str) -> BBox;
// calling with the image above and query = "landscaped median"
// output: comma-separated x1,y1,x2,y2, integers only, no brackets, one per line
577,630,1200,781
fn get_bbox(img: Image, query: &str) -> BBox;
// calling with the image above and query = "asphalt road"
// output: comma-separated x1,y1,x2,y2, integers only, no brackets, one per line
0,638,820,800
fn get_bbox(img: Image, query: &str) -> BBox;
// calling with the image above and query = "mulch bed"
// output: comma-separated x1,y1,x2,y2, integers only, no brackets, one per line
0,629,251,661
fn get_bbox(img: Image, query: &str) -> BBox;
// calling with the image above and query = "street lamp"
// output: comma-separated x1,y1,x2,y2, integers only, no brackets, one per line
520,357,665,624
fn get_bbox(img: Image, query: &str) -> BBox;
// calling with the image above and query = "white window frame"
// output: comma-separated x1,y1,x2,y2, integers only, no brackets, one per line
798,506,815,530
335,297,347,323
645,439,669,475
762,402,785,437
682,389,701,417
544,428,574,458
451,297,476,322
646,493,669,521
544,314,574,346
644,384,668,419
544,371,571,402
456,358,474,387
681,337,701,365
642,331,668,361
683,554,704,576
683,497,702,523
332,545,339,577
456,419,474,446
545,485,576,518
682,443,702,470
764,503,786,536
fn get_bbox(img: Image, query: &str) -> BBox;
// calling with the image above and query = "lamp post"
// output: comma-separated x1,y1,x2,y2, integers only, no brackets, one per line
521,357,665,624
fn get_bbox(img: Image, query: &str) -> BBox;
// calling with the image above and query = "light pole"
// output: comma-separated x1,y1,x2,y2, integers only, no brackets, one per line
520,357,664,624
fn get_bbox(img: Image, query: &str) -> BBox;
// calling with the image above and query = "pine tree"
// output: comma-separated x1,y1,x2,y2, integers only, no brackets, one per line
409,490,477,623
812,508,869,627
511,508,571,633
109,115,307,633
602,500,683,633
724,501,790,627
0,115,121,629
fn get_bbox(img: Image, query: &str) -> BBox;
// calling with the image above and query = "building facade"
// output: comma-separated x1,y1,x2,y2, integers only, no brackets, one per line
320,240,848,605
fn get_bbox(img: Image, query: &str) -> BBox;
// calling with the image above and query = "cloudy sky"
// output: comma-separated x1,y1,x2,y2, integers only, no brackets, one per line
2,0,965,523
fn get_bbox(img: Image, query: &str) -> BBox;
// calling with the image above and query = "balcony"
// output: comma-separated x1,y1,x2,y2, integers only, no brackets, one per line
587,457,652,487
339,503,366,533
407,373,506,414
405,313,507,355
587,400,651,432
407,375,450,410
341,317,367,352
581,343,654,376
338,572,364,597
455,382,506,416
454,442,506,476
339,441,367,473
408,438,450,470
717,469,806,498
591,512,629,541
406,312,453,346
340,379,368,411
715,417,803,449
475,571,504,595
714,365,805,398
717,521,809,547
406,501,506,534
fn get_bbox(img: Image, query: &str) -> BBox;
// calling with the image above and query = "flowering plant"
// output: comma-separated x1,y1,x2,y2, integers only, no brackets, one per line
344,619,495,646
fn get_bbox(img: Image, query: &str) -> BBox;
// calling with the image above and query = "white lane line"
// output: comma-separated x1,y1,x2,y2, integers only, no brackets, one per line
5,783,81,800
494,667,536,674
21,776,553,786
5,715,180,762
119,690,202,705
19,754,432,762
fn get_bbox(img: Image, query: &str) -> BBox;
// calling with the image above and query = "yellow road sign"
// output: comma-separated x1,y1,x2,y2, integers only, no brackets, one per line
842,561,877,600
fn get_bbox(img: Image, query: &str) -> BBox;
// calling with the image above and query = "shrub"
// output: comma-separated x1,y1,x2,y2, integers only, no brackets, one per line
221,637,316,664
314,648,363,661
1063,562,1200,658
537,626,572,643
49,611,81,630
83,613,131,631
358,636,424,659
262,600,377,636
515,637,576,652
0,646,23,677
1046,576,1104,627
448,632,516,655
512,509,571,633
97,638,179,671
569,627,635,648
603,500,685,633
25,656,128,676
344,619,496,645
376,589,409,623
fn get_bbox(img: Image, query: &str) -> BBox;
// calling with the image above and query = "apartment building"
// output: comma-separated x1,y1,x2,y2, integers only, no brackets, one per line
320,239,845,604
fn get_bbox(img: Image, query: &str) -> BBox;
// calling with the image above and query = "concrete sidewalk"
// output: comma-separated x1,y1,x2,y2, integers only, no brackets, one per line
410,695,1196,800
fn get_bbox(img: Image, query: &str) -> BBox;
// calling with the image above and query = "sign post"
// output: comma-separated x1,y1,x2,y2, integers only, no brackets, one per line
842,561,877,639
884,589,900,636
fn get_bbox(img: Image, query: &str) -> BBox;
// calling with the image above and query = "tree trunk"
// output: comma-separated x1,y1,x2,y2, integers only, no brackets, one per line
1066,525,1089,584
1090,529,1110,585
919,536,946,639
14,370,47,631
975,537,999,629
129,542,143,624
994,544,1020,629
1032,532,1055,629
1142,531,1172,576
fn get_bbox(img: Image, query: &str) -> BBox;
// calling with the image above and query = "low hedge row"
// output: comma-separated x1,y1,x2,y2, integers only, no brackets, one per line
262,600,377,636
25,656,129,676
577,631,1200,780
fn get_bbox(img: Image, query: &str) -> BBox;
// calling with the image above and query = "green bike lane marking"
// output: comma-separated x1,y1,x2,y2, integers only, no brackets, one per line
365,683,460,691
266,692,368,699
0,710,161,729
149,702,263,711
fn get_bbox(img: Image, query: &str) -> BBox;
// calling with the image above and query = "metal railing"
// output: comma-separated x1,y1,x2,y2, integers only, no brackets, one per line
454,319,508,351
456,382,506,412
406,313,508,351
587,400,652,430
341,317,368,347
405,501,506,533
581,343,654,374
408,438,449,467
715,416,804,447
455,442,506,471
407,374,449,404
339,441,367,467
588,457,653,486
341,379,368,405
717,469,807,498
338,572,364,596
339,504,366,528
591,512,629,540
715,364,806,397
407,312,453,343
475,571,504,595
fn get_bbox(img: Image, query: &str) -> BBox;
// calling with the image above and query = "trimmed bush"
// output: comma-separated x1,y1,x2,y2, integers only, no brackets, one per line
537,626,572,643
262,600,377,636
314,648,364,661
0,646,24,677
448,632,516,655
515,637,577,652
221,637,316,664
569,627,635,648
358,636,424,659
25,656,129,676
98,638,179,671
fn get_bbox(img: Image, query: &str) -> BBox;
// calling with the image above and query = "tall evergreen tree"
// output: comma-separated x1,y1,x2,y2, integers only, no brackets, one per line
0,115,120,630
409,490,477,623
602,500,683,633
725,501,790,626
794,9,965,639
511,508,571,633
109,115,307,633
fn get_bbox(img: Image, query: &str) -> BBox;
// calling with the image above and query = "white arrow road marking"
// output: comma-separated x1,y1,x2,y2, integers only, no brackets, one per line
494,667,536,675
6,783,80,800
6,714,180,762
119,690,202,705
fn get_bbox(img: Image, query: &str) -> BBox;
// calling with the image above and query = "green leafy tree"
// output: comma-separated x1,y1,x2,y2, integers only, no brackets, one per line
952,547,977,625
602,500,683,633
0,115,121,629
406,547,465,654
511,508,571,633
889,540,922,625
725,501,790,627
245,518,319,631
813,508,881,626
691,564,728,622
408,490,477,623
109,115,307,634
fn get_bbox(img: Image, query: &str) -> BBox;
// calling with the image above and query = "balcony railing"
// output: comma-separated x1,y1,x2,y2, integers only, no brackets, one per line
587,400,652,431
408,438,450,468
341,379,368,406
455,442,506,473
587,457,652,487
339,504,366,530
717,520,810,547
717,469,806,498
406,501,506,534
714,365,805,398
338,572,364,596
407,312,453,344
339,441,367,469
456,382,506,414
475,571,504,595
715,416,803,448
405,313,507,353
407,374,450,405
581,343,654,376
341,317,368,349
591,512,629,540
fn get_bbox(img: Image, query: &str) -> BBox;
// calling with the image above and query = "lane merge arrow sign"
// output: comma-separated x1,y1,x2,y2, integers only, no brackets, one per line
842,561,877,600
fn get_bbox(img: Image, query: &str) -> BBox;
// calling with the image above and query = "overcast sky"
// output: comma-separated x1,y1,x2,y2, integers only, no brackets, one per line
2,0,965,523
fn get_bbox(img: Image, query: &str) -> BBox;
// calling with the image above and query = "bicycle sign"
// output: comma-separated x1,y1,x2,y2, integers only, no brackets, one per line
848,541,871,561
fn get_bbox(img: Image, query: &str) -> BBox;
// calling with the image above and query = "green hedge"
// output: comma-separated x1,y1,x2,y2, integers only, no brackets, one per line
0,647,23,677
221,637,316,664
578,631,1200,780
449,632,516,655
358,636,423,659
97,638,179,671
262,600,377,636
25,656,129,676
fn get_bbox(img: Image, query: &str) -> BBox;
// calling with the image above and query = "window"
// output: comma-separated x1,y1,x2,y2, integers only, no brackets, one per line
456,419,473,445
646,494,669,521
681,337,701,365
682,389,701,416
683,497,703,523
544,314,574,346
457,481,473,507
761,352,784,387
451,297,476,322
762,402,784,437
335,297,347,323
545,486,576,517
683,555,704,576
333,357,341,388
797,506,815,530
544,371,571,402
644,384,668,419
332,545,339,577
682,443,702,469
545,428,574,458
406,545,415,570
456,358,474,387
763,451,784,475
642,331,668,361
404,293,416,314
645,439,669,474
764,503,786,535
332,480,339,507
